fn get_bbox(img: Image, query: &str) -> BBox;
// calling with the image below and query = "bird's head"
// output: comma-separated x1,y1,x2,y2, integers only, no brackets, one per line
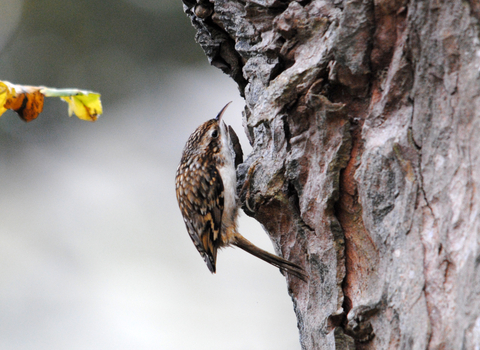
182,102,231,157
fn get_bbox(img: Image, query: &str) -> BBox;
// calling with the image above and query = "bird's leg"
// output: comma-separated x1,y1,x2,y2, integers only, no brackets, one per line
240,159,261,214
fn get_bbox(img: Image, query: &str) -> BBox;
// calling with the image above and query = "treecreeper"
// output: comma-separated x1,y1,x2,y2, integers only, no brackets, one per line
175,102,307,281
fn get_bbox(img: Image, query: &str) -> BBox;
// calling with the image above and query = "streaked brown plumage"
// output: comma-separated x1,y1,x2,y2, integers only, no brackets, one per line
175,103,307,281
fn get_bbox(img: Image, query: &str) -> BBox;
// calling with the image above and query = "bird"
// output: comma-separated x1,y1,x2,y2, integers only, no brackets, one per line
175,102,307,281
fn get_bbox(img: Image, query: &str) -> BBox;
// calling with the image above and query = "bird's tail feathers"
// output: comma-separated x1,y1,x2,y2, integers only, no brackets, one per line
233,235,308,281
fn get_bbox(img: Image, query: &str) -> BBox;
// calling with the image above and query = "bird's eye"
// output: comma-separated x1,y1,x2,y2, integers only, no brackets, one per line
211,129,218,138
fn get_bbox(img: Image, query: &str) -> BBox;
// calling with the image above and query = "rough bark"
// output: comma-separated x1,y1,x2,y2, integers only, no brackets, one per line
182,0,480,348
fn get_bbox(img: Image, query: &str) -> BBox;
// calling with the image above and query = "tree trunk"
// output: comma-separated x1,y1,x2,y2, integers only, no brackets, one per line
181,0,480,348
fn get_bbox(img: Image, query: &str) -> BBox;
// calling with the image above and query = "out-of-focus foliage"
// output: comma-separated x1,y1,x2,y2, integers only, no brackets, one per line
0,81,102,122
0,0,204,104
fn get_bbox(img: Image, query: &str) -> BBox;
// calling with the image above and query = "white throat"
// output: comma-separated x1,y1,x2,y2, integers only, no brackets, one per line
218,122,238,230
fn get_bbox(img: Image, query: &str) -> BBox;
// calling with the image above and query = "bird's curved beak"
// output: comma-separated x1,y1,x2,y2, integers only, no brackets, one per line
215,102,232,122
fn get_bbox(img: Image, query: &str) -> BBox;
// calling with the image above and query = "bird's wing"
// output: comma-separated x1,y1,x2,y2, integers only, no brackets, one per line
176,163,224,273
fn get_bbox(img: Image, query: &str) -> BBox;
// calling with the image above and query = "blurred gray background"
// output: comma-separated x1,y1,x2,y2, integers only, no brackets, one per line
0,0,300,349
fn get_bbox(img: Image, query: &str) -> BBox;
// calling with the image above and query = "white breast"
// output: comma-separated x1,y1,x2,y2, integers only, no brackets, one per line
217,122,238,231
